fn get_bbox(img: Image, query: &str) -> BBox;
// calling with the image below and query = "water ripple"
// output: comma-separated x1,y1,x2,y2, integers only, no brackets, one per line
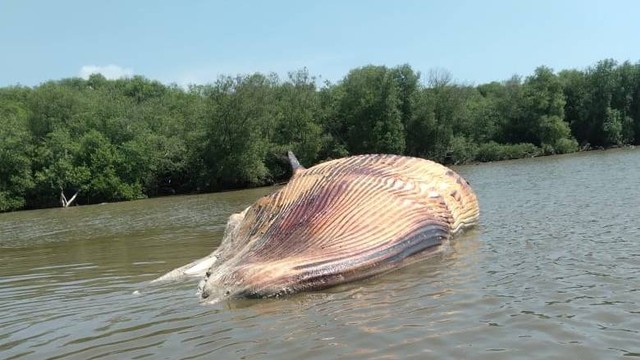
1,150,640,358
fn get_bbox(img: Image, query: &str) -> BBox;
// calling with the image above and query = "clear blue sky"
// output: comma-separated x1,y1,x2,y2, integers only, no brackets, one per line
1,0,639,87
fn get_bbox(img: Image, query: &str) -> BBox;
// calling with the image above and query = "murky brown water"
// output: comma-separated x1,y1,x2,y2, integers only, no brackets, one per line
1,148,639,359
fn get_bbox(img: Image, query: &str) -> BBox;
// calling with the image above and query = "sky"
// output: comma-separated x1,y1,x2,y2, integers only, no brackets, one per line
1,0,639,87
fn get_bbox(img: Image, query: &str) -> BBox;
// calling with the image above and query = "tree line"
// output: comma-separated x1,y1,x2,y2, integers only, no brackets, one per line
1,59,639,212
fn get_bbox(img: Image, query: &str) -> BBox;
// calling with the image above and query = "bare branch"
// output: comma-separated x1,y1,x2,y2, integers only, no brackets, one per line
66,190,80,207
428,68,452,88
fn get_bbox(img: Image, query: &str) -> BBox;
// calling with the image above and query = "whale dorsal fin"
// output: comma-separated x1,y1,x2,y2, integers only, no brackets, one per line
287,151,305,174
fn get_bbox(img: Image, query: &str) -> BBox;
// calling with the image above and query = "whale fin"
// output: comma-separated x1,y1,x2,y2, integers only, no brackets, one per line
288,151,305,174
151,253,218,283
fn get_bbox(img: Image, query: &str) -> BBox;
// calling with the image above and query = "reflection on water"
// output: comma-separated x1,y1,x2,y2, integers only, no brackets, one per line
1,148,639,359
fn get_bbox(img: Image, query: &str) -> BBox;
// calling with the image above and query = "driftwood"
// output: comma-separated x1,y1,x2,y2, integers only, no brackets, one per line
60,187,79,208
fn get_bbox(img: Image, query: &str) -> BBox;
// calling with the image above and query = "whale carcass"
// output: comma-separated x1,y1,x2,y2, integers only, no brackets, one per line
155,153,479,302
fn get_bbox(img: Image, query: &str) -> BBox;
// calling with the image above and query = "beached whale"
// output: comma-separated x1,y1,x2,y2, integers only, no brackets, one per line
154,152,479,303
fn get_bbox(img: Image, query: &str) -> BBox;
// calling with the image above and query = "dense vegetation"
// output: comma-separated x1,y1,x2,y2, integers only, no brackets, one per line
1,59,640,212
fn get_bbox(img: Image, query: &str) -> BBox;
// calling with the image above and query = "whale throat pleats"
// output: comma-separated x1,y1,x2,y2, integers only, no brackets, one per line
192,154,479,301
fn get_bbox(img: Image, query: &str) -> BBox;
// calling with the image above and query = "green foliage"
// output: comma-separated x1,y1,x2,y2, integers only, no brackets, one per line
563,59,640,147
198,74,274,190
269,69,323,177
1,59,639,212
32,128,89,197
0,101,33,211
476,142,541,162
337,65,406,154
514,66,578,153
554,137,579,154
404,87,437,157
603,107,624,145
448,135,478,165
538,115,577,154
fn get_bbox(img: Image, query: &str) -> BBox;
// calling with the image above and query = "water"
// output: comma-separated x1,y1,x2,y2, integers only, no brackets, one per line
1,148,639,359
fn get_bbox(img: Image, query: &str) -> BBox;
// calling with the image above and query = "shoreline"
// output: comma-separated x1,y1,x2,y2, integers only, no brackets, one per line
458,143,637,166
2,145,637,215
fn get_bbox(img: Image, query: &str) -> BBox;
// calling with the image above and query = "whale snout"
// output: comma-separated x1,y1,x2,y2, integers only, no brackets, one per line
198,263,300,302
199,286,231,301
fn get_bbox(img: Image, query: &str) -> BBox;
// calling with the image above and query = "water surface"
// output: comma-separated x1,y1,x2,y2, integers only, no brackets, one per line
1,149,639,359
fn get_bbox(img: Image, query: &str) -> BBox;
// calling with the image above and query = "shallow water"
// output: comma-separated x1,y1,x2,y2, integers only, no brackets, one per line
1,148,639,359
